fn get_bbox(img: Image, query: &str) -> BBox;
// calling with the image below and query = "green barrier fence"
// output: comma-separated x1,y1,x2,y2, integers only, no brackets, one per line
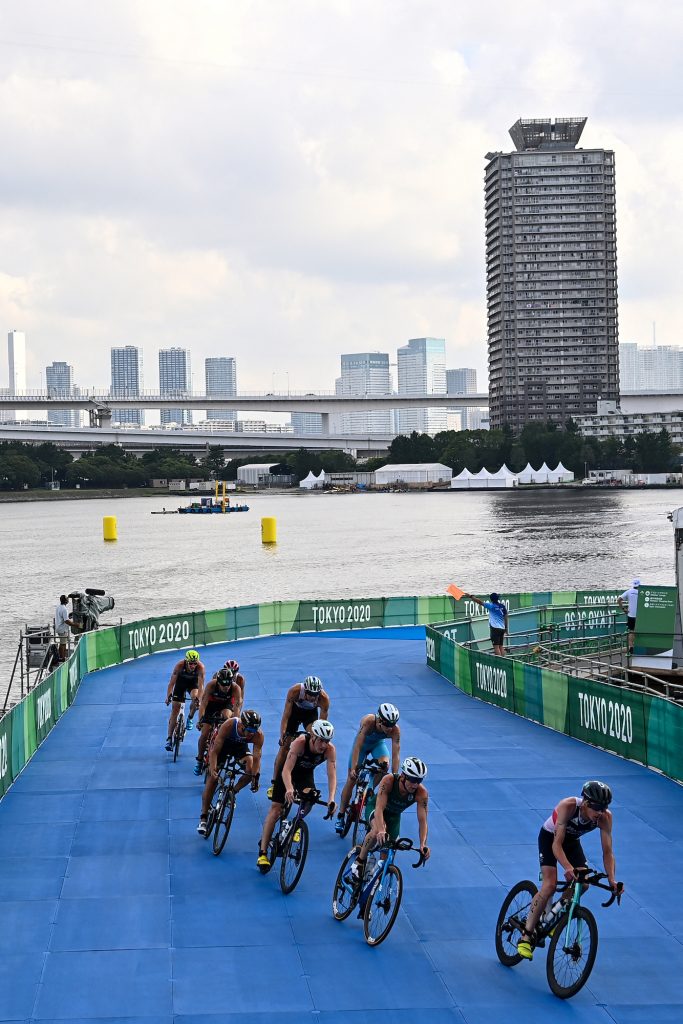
426,618,683,784
0,588,631,801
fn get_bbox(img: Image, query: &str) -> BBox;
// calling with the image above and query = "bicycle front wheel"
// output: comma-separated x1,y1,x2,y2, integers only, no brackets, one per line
212,786,236,856
332,847,361,920
546,906,598,999
173,727,182,762
280,820,309,894
351,792,369,846
363,864,403,946
494,879,538,966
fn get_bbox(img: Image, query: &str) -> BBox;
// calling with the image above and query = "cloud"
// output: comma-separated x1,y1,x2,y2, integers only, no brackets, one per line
0,0,681,396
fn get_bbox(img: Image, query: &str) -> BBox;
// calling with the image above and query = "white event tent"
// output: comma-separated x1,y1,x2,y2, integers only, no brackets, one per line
299,471,320,490
549,462,574,483
450,468,474,489
374,463,452,485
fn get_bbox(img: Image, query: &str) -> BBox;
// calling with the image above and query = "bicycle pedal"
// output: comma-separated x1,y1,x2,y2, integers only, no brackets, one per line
267,785,274,799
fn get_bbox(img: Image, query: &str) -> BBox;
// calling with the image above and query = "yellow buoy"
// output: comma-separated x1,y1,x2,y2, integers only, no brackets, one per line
103,515,118,542
261,516,277,544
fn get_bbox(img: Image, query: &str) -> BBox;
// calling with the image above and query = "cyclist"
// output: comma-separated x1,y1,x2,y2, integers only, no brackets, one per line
223,658,246,699
334,703,400,835
517,780,618,960
347,756,430,882
197,709,264,836
193,666,242,776
257,719,337,871
269,675,331,790
164,649,205,751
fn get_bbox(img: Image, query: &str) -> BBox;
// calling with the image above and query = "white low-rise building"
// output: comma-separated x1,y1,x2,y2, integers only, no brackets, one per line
577,400,683,443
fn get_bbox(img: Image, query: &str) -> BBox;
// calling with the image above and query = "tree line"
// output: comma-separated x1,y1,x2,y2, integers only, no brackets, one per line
0,423,679,491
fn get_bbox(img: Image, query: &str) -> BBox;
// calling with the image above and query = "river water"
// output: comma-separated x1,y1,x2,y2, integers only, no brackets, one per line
0,488,678,695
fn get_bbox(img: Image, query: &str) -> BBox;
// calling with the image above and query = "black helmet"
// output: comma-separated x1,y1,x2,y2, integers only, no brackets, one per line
240,709,261,730
216,667,233,684
581,780,612,810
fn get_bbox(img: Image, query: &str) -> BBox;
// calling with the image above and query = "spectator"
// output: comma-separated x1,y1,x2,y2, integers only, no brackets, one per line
617,578,641,654
55,595,75,662
463,590,509,656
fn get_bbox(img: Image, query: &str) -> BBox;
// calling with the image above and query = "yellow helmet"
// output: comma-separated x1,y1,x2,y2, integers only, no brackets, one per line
185,649,200,663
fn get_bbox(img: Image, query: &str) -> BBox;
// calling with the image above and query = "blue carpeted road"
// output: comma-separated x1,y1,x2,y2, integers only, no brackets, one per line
1,627,682,1023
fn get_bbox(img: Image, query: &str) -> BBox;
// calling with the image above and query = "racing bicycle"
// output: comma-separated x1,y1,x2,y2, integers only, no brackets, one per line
332,837,427,946
202,756,246,856
337,756,386,844
495,868,623,998
261,789,334,894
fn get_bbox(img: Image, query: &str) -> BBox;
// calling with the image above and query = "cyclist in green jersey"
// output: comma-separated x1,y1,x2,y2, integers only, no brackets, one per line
348,756,430,882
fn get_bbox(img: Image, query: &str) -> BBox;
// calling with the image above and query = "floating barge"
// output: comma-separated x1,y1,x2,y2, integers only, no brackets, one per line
152,481,249,515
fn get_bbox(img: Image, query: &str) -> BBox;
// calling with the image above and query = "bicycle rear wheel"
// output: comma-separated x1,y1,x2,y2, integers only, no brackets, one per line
546,906,598,999
280,820,309,894
494,879,538,966
212,785,236,856
363,864,403,946
332,847,361,920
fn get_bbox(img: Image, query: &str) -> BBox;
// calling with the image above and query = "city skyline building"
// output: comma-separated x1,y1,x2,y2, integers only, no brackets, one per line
447,367,478,430
619,342,683,392
397,338,447,435
159,347,191,426
485,116,619,430
291,411,324,434
205,356,237,422
110,346,144,426
332,351,393,435
3,330,27,423
46,361,79,427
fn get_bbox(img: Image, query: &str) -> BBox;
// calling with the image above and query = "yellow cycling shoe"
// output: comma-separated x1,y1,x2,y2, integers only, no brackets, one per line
517,936,534,961
257,852,271,872
267,785,274,799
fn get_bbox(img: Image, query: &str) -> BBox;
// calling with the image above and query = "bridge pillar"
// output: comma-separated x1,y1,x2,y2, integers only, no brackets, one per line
89,406,113,429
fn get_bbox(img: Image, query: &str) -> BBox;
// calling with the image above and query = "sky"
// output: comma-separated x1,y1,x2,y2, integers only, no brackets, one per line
0,0,681,397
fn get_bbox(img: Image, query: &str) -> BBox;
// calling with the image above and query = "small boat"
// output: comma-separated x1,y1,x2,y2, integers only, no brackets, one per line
177,502,249,514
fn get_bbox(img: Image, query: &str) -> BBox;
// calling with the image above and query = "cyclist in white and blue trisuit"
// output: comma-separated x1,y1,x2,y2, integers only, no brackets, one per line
335,703,400,834
517,780,618,960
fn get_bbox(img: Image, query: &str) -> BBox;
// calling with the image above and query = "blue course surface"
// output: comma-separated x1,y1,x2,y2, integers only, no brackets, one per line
2,627,683,1023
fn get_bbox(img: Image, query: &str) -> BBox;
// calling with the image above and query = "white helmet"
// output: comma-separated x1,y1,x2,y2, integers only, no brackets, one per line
311,719,334,741
401,756,427,781
304,675,323,693
377,702,399,726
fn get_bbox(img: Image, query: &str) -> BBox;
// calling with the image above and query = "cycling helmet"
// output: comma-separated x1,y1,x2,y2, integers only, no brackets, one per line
224,659,240,673
401,756,427,782
377,702,400,726
185,650,200,663
216,667,233,684
240,709,261,730
303,675,323,693
581,780,612,810
311,719,334,741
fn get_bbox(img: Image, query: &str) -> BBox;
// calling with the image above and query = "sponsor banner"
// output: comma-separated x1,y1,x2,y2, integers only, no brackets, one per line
121,614,195,660
384,597,419,627
84,627,120,672
568,678,647,762
425,627,440,672
298,599,385,632
235,604,261,640
195,609,228,647
274,601,300,635
0,711,12,797
644,694,683,781
633,586,677,668
513,661,543,724
455,642,473,695
437,620,471,645
543,603,622,643
540,667,570,734
508,610,539,651
469,651,515,712
33,676,56,745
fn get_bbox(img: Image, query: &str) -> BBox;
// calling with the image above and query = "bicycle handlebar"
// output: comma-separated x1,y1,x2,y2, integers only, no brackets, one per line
559,869,623,907
378,836,427,868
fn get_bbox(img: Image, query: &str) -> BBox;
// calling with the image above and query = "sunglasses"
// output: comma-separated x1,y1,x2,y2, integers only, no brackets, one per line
243,726,259,734
587,801,607,812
